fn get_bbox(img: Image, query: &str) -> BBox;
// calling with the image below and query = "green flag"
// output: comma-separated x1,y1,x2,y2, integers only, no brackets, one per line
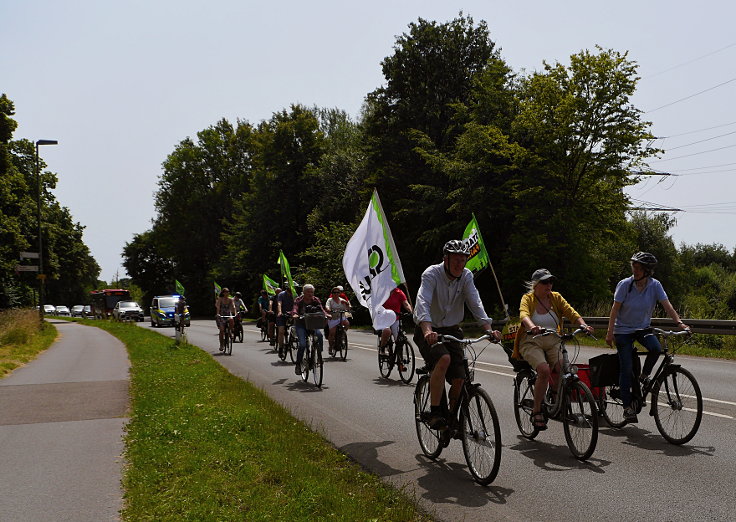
263,274,278,296
175,279,185,296
214,281,221,297
277,250,296,295
462,213,490,275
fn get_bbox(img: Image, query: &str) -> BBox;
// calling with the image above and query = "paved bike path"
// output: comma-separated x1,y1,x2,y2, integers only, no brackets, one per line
0,320,130,521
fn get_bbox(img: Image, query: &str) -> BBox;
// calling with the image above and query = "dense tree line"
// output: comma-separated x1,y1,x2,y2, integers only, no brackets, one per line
0,94,100,308
123,14,736,334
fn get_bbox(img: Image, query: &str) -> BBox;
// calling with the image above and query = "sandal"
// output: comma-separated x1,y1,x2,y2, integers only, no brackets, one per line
531,412,548,431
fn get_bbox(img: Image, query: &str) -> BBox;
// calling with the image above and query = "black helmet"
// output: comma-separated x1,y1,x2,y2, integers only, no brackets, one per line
630,252,658,267
443,239,470,256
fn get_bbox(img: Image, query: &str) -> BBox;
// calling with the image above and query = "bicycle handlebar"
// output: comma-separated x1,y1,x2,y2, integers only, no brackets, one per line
434,333,500,347
651,327,691,338
530,326,597,341
217,314,236,319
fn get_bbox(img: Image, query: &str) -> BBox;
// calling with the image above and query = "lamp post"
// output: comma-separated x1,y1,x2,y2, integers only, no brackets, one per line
36,139,58,320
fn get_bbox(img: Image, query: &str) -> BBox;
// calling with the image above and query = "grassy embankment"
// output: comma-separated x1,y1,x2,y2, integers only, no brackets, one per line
0,309,57,378
78,319,429,520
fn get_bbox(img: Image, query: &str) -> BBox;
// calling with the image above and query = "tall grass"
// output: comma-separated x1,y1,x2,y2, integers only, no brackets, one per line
0,308,57,378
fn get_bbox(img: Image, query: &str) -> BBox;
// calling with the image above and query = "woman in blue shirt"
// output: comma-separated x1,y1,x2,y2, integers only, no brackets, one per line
606,252,690,422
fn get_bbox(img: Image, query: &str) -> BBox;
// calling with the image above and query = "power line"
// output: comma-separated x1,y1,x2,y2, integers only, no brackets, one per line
651,142,736,162
672,161,736,172
643,42,736,79
655,120,736,139
663,129,736,151
645,76,736,113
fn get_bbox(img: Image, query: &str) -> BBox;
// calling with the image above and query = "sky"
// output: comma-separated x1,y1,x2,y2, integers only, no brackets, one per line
3,0,736,282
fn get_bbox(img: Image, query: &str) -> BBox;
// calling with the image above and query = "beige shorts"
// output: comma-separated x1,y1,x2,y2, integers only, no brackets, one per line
519,333,560,370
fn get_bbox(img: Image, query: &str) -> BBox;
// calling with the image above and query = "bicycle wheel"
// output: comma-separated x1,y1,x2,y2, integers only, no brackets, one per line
378,341,394,378
600,384,627,428
236,324,243,343
513,371,539,439
653,367,703,445
260,325,267,342
311,337,324,388
225,328,233,356
461,387,502,485
278,338,287,361
288,328,297,363
340,329,348,361
562,380,599,461
396,338,415,384
414,376,443,459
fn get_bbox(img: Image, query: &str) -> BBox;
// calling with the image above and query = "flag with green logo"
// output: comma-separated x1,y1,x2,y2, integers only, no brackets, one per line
462,213,489,275
175,279,185,296
263,274,278,296
214,281,221,297
342,189,405,330
277,250,296,295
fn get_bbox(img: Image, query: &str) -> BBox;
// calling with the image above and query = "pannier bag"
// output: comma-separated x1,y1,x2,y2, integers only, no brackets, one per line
589,353,620,387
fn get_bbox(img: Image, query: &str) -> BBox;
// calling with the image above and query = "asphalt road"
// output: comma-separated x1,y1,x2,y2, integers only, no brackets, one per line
146,319,735,521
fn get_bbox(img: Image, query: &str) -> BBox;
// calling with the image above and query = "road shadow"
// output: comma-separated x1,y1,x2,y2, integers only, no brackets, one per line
284,379,328,393
414,454,514,506
339,440,404,477
509,435,612,473
372,377,413,388
601,424,716,457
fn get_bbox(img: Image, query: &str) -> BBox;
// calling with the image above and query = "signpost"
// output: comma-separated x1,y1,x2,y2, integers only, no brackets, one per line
16,265,39,272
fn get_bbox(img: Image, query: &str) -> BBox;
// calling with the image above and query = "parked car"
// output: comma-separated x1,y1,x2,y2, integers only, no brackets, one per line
71,305,85,317
55,305,71,316
83,305,93,318
150,295,190,327
43,304,56,315
112,301,144,322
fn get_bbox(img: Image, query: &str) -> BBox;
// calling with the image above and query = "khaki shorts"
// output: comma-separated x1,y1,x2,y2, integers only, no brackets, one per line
519,333,560,370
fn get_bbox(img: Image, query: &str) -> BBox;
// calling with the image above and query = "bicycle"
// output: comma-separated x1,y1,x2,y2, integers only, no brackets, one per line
258,315,268,342
509,327,599,461
217,314,235,356
277,315,293,362
378,313,416,383
233,311,245,343
297,313,325,388
593,328,702,445
174,312,187,344
329,310,349,361
414,333,502,485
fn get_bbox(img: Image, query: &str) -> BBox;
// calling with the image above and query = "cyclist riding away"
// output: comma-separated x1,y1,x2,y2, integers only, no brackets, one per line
291,284,328,375
258,290,270,330
379,287,413,369
326,286,351,356
606,252,690,423
512,268,593,430
276,286,294,350
268,288,281,346
413,239,502,430
215,287,236,349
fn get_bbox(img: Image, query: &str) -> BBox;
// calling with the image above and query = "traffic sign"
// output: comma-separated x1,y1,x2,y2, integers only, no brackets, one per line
16,265,39,272
20,251,40,259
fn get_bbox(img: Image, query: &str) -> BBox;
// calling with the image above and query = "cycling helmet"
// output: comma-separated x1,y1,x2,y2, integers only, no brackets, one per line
235,292,242,298
443,239,470,256
630,252,658,267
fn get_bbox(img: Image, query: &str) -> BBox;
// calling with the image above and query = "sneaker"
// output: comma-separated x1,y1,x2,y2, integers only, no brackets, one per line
623,407,639,423
294,364,301,375
416,364,430,375
427,414,447,430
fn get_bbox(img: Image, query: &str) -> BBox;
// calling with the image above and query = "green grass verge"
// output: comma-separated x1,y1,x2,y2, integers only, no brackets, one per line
80,319,429,521
0,309,57,378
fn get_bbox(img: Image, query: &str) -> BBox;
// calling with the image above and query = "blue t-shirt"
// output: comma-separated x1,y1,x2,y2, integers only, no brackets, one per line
613,276,668,334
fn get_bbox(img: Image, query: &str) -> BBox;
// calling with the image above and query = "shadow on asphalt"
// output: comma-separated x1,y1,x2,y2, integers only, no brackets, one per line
414,454,514,506
339,440,404,478
509,435,612,473
371,376,413,388
602,424,716,456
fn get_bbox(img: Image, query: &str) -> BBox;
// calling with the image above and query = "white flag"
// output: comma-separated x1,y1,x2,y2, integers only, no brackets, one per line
342,190,405,330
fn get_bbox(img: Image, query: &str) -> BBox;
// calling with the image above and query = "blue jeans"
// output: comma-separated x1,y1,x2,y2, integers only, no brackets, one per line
295,324,323,365
615,330,662,408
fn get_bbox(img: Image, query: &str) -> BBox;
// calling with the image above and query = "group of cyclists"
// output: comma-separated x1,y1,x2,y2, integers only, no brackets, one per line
214,240,690,435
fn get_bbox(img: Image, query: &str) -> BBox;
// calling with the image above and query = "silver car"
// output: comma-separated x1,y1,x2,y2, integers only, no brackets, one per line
71,305,85,317
55,305,71,316
112,301,144,322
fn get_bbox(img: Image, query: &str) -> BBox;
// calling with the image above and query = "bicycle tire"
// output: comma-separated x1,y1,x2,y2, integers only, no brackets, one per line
513,371,539,439
225,327,233,356
311,337,324,388
236,324,243,343
396,338,415,384
461,387,502,485
562,380,599,461
600,384,627,428
260,326,267,342
378,341,394,378
414,376,443,459
288,328,297,363
340,329,348,361
653,366,703,445
278,338,287,361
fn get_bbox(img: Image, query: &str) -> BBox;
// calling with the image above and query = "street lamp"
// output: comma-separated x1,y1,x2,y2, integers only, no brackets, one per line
36,139,58,320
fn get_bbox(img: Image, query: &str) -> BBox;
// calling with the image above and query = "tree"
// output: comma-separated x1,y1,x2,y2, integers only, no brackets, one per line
122,229,174,310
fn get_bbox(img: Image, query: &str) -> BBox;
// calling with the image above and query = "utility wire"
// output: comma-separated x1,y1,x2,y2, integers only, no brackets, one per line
643,42,736,79
664,129,736,151
651,142,736,162
655,120,736,139
673,161,736,172
645,76,736,113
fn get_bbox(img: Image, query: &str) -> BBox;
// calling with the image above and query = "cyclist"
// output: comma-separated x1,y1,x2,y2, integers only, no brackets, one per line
378,287,413,369
215,288,236,349
257,290,270,331
325,286,351,356
413,240,501,429
512,269,593,430
605,252,690,423
290,284,328,375
268,288,281,346
276,286,294,350
232,291,248,338
175,295,187,329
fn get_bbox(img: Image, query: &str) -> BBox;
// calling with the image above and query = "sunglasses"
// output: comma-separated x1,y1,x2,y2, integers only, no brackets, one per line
539,280,554,285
